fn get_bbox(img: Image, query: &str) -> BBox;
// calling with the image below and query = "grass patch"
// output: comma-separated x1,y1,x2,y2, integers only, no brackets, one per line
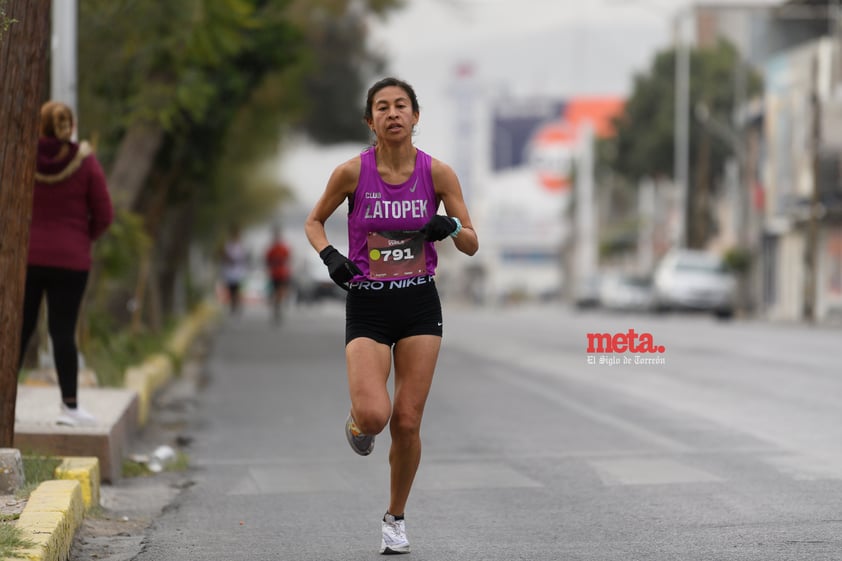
122,458,152,478
82,505,106,520
85,322,175,387
0,524,35,560
17,456,63,498
170,451,190,472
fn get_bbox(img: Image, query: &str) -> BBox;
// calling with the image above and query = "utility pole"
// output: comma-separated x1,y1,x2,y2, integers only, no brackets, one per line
608,0,690,248
575,123,597,286
674,8,691,249
449,62,476,300
734,54,752,316
451,62,475,208
638,177,656,273
804,53,822,322
733,57,749,251
51,0,77,117
692,126,711,249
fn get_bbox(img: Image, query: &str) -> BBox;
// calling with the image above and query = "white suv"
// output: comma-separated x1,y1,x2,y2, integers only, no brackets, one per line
653,249,736,318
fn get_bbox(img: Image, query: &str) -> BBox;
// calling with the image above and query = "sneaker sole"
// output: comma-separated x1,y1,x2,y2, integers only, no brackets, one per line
345,416,374,456
380,546,410,555
56,416,97,427
345,430,374,456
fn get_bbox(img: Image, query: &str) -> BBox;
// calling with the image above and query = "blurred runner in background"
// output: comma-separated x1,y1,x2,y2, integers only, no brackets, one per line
264,225,291,323
219,224,250,315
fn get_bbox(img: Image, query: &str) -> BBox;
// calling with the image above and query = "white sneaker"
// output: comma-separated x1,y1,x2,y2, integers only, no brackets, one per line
57,404,97,427
380,513,410,554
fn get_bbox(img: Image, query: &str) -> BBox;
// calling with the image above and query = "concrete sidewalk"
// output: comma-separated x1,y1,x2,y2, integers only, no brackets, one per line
15,386,139,484
6,301,219,561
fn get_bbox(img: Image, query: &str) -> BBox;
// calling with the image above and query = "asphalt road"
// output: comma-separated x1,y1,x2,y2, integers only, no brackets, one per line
106,300,842,561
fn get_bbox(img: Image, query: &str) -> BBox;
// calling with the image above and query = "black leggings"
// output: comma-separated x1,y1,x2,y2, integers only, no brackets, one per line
19,266,89,404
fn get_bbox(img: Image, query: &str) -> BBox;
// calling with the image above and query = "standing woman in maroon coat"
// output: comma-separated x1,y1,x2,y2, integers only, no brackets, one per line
18,101,114,427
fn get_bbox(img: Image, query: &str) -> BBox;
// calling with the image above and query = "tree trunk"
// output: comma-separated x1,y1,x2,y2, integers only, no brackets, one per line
107,120,165,210
690,131,712,249
158,198,197,317
135,168,178,329
98,153,173,334
0,0,51,448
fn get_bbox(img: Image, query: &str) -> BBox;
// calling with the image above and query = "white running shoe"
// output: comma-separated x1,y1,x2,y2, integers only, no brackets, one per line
57,404,97,427
345,413,375,456
380,513,410,555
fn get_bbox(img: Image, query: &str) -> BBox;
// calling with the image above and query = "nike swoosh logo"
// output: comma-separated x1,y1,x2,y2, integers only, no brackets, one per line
409,179,418,193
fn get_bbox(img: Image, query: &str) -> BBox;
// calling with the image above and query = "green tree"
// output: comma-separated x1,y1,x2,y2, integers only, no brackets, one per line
290,5,388,143
603,39,762,248
74,0,402,332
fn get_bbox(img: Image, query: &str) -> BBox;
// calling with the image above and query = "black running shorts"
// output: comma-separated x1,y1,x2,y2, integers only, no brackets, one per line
345,275,443,346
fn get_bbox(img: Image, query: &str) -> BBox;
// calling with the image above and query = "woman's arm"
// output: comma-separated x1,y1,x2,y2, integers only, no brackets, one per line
431,158,478,256
304,156,361,253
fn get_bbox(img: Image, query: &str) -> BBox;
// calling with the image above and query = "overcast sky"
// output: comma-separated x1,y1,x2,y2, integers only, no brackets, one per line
366,0,783,143
369,0,783,46
277,0,782,232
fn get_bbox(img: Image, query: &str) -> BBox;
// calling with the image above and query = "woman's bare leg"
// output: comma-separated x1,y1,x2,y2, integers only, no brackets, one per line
345,337,393,435
387,334,441,515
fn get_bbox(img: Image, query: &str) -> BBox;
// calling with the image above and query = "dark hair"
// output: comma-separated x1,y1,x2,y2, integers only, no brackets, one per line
363,77,420,122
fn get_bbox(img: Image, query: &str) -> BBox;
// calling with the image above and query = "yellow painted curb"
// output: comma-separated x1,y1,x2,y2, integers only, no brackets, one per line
54,457,100,511
121,301,219,427
167,301,219,359
124,353,174,427
15,479,84,561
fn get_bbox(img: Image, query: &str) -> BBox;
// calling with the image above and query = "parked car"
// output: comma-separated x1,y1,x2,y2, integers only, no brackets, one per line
599,273,655,312
652,249,736,318
573,274,603,309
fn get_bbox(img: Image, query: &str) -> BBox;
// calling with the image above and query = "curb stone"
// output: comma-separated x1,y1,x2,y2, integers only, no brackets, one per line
14,480,84,561
124,353,175,428
54,457,100,511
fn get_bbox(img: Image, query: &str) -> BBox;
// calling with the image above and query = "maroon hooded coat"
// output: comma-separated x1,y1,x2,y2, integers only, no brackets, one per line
30,138,113,270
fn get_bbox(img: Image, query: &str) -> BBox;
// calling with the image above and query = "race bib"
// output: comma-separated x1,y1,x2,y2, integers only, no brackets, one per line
367,231,427,280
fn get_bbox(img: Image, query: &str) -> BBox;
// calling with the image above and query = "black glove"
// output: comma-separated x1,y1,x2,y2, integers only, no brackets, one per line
319,245,363,289
420,215,458,242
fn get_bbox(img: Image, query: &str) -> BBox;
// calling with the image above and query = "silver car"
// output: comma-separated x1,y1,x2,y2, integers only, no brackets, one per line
600,273,655,313
652,249,736,318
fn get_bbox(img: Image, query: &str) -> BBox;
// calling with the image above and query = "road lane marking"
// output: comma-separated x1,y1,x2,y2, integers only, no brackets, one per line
763,454,842,481
588,457,723,486
480,364,694,454
413,461,541,491
226,460,540,495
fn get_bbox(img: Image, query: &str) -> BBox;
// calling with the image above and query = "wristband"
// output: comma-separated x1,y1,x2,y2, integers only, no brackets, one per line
449,217,463,238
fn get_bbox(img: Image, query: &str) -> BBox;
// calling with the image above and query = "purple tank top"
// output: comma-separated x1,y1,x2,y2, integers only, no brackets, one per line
347,147,439,281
